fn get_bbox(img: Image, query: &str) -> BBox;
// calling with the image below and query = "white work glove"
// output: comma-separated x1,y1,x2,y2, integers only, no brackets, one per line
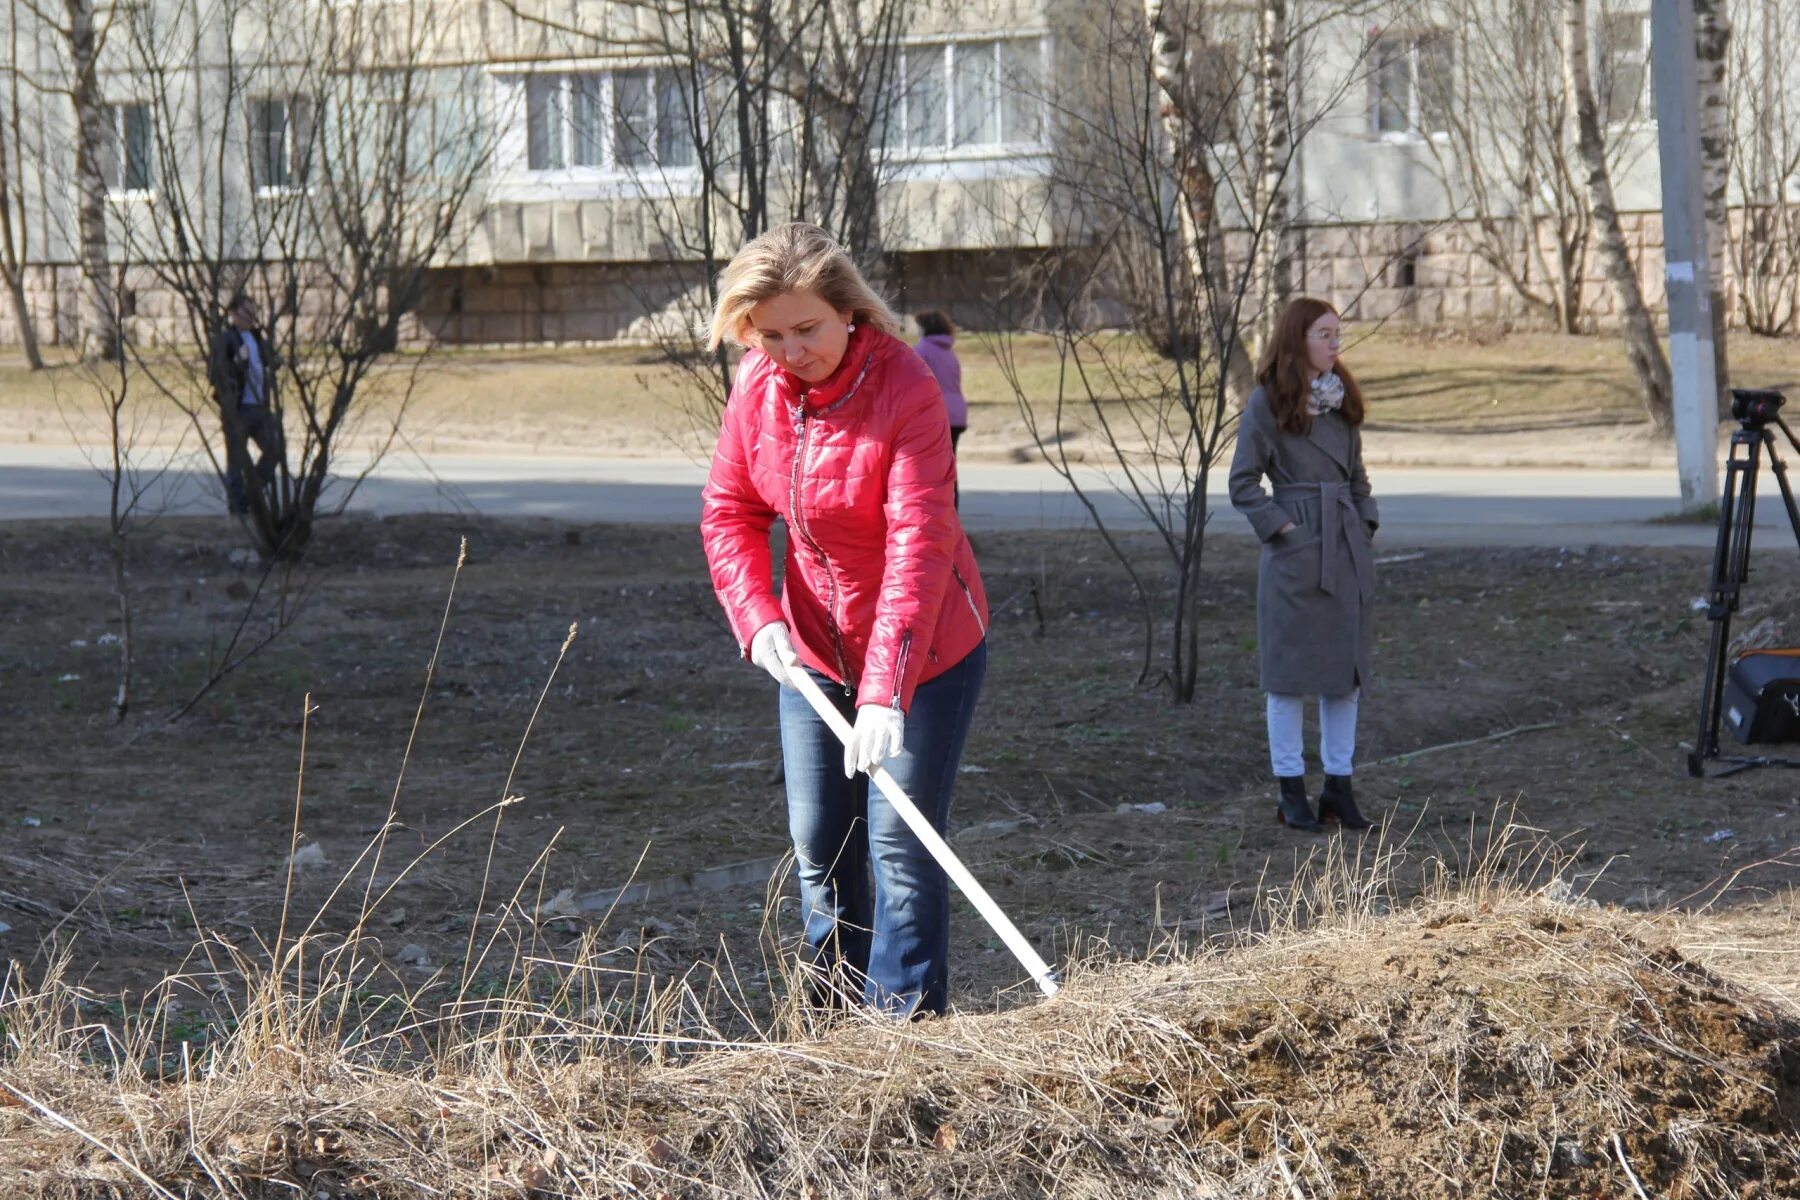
749,621,799,688
845,704,906,778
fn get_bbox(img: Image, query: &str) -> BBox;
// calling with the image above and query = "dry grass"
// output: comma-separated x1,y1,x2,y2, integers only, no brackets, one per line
10,329,1800,463
3,812,1796,1199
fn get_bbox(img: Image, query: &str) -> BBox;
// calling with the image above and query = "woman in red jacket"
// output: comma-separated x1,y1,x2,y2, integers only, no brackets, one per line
701,223,989,1018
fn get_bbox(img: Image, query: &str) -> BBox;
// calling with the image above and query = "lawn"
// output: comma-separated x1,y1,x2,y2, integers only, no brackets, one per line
5,329,1798,463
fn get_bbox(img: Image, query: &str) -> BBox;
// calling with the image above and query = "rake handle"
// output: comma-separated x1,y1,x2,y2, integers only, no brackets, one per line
788,668,1060,998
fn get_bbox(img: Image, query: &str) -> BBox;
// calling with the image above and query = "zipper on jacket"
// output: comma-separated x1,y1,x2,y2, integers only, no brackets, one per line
787,403,853,688
952,565,987,636
890,629,913,709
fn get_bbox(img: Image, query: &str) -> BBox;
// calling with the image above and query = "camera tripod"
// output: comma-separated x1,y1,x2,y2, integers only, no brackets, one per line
1688,388,1800,777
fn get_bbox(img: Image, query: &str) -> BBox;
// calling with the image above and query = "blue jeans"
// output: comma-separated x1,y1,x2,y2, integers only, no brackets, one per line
777,640,986,1017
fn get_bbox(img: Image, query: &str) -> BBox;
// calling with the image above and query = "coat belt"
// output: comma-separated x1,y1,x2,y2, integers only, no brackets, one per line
1272,481,1373,601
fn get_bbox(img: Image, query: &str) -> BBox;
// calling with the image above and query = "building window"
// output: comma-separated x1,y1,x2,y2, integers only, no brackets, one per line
362,69,484,181
250,96,313,191
413,71,485,179
1598,11,1651,125
1369,30,1453,138
890,37,1047,155
522,69,695,173
100,102,154,194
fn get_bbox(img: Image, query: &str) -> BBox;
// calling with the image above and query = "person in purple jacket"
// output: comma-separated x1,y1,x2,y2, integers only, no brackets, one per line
913,310,966,507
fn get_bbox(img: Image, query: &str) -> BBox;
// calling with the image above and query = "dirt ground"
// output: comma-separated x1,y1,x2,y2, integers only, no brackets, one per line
2,512,1797,1033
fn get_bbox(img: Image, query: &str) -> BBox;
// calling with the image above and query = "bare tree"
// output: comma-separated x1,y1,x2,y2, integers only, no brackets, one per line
63,0,117,358
54,315,179,720
782,0,906,264
986,0,1395,704
490,0,910,418
118,0,492,559
1419,0,1590,332
1563,0,1672,430
1724,0,1800,335
1695,0,1731,413
1143,0,1256,404
5,0,119,358
0,12,44,367
1250,0,1293,349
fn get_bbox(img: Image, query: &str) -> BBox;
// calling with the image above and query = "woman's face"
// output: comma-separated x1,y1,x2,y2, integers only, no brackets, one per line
1304,312,1342,375
747,290,854,384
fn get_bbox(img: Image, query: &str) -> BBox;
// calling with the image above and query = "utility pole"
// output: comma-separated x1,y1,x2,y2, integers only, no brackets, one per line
1651,0,1720,509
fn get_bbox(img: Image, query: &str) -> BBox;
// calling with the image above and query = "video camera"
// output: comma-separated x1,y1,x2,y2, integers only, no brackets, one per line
1731,387,1785,427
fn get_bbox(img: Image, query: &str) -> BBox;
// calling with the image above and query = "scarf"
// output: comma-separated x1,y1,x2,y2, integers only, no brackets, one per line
1308,371,1345,416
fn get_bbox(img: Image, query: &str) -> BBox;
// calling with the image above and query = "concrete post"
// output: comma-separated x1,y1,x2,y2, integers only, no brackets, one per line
1651,0,1721,508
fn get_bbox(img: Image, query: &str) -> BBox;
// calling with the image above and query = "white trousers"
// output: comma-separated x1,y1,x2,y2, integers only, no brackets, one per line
1266,691,1359,777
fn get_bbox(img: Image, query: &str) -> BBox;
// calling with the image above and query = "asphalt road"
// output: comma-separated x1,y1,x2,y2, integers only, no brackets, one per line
2,444,1796,549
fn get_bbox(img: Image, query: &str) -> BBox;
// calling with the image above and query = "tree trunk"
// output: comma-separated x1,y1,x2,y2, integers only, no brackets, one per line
1252,0,1292,353
0,71,43,368
1,269,42,368
1694,0,1731,414
1144,0,1257,408
837,124,885,266
67,0,118,360
109,530,132,720
1563,0,1672,431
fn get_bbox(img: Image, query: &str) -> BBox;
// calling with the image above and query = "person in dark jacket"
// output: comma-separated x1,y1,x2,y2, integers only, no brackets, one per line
207,295,285,516
912,310,966,508
701,223,988,1017
1229,297,1379,834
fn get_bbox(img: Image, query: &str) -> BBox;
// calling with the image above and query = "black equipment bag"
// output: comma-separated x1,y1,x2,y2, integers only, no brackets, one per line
1723,650,1800,745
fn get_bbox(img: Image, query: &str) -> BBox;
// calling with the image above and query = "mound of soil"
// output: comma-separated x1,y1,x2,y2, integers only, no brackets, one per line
5,896,1796,1198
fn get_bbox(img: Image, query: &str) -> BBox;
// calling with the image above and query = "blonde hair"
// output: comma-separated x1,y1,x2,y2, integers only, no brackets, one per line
708,222,902,351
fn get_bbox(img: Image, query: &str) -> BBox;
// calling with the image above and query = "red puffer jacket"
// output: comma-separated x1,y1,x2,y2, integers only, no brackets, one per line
702,325,989,713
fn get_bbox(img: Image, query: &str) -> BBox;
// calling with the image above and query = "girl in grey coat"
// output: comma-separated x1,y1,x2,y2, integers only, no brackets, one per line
1229,298,1379,833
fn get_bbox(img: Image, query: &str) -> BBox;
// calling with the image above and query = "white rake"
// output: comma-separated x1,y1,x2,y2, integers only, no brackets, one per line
788,668,1060,998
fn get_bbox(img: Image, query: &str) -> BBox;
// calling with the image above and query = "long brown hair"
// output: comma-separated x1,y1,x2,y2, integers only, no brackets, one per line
1254,297,1365,435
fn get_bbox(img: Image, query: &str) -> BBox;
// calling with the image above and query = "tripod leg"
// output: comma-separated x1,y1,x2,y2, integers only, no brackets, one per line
1690,433,1760,776
1763,429,1800,556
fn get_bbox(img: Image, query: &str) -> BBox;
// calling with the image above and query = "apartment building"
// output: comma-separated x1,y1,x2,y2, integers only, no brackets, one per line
0,1,1776,351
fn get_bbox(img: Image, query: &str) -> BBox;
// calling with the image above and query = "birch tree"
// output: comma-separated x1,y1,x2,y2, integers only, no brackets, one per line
1694,0,1731,414
64,0,118,358
1563,0,1672,430
10,0,119,357
1143,0,1257,405
1250,0,1292,349
0,15,43,368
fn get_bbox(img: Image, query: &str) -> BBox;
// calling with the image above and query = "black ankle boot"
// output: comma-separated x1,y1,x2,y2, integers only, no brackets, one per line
1319,774,1376,830
1276,775,1321,832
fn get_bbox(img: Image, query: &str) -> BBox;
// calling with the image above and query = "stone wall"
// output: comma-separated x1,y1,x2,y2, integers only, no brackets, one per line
885,248,1102,332
1287,213,1673,331
0,265,77,349
0,264,204,351
411,262,699,345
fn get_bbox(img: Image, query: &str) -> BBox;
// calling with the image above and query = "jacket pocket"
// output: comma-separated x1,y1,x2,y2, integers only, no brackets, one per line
1264,535,1323,595
1268,533,1319,560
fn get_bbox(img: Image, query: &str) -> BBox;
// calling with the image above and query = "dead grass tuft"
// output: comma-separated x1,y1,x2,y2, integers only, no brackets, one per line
4,817,1796,1199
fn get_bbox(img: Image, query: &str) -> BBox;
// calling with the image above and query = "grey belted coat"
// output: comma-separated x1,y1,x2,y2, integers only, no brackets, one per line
1228,386,1379,696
